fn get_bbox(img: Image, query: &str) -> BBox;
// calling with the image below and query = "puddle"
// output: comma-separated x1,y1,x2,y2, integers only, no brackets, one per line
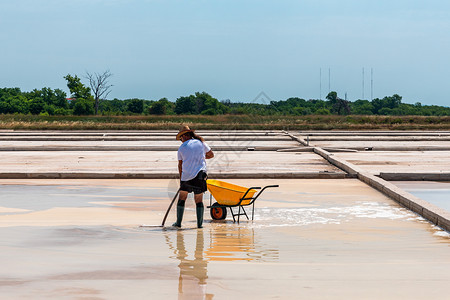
393,181,450,213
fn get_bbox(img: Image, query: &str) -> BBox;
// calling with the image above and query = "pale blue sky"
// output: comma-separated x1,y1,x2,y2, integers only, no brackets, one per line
1,0,449,106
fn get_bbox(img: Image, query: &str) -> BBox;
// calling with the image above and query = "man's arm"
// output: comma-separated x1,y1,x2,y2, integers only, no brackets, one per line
205,150,214,159
178,160,183,178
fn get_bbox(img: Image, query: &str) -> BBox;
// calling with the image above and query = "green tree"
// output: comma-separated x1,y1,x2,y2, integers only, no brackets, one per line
148,101,166,115
308,99,328,112
315,108,331,115
201,94,228,114
53,107,70,115
64,74,92,100
29,98,46,114
292,107,311,115
99,98,126,114
378,107,393,115
44,104,56,115
126,99,144,114
10,96,30,114
73,98,94,115
326,91,338,105
64,74,94,114
175,95,196,114
371,94,402,114
54,89,68,108
148,98,174,115
351,100,374,115
175,92,228,115
26,87,68,109
386,94,402,109
0,88,30,114
193,91,210,113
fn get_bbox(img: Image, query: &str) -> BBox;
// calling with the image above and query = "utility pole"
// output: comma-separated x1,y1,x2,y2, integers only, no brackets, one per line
362,67,365,100
328,68,331,93
319,68,322,100
371,68,373,101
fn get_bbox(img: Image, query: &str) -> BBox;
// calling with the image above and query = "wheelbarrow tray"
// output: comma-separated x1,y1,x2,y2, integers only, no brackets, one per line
206,179,279,223
206,179,257,206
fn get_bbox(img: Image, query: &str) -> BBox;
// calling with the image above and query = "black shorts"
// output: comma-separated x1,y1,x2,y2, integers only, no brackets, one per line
180,171,208,194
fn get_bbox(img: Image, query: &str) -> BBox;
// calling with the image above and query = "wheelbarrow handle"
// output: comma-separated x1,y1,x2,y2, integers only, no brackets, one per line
248,186,262,190
241,186,261,199
253,184,279,199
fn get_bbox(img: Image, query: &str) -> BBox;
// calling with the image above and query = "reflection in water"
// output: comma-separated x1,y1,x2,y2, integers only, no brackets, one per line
206,225,279,262
164,225,279,299
166,230,213,300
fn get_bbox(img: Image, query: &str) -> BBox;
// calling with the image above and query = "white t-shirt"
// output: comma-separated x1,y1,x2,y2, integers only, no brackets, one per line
177,139,211,181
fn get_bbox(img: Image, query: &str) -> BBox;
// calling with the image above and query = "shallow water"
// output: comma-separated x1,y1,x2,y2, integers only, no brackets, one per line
1,179,450,299
394,181,450,212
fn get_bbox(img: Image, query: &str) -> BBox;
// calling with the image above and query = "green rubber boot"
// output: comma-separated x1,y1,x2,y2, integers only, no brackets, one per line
172,205,184,227
196,204,204,228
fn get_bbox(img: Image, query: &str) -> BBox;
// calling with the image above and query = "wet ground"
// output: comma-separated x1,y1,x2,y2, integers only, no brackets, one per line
1,179,449,299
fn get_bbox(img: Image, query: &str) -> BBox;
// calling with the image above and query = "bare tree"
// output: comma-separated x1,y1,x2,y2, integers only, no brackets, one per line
85,70,113,115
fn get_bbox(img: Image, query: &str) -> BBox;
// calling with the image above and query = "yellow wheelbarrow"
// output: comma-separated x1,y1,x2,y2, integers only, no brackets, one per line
206,179,279,223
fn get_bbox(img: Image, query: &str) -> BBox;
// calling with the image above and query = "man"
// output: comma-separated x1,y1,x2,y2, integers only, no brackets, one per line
173,125,214,228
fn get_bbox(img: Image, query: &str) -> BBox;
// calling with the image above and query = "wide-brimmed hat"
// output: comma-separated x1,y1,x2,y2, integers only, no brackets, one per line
176,125,195,140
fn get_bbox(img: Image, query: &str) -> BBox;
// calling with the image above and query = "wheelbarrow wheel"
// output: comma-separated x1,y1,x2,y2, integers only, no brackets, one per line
210,202,227,220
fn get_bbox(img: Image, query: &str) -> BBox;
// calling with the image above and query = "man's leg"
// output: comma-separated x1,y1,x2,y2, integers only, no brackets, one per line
173,191,188,227
194,193,204,228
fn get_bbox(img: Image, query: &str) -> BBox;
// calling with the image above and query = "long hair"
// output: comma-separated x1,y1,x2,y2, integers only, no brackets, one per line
187,131,204,143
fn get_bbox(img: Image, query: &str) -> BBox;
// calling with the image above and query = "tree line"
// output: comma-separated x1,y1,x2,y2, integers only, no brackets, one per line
1,74,449,116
